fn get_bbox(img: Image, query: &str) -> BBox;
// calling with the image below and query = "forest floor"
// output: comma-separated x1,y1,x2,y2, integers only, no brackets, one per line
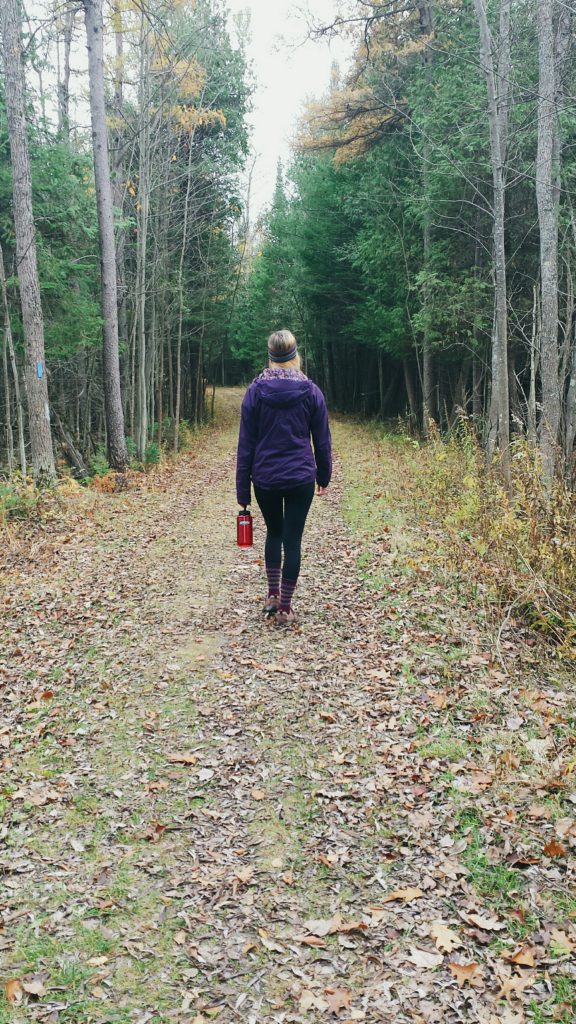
1,389,575,1024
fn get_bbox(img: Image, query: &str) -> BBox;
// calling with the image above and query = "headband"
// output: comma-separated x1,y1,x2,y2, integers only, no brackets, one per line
268,344,297,363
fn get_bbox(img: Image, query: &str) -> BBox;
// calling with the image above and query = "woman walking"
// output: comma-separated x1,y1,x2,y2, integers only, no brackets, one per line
236,330,332,625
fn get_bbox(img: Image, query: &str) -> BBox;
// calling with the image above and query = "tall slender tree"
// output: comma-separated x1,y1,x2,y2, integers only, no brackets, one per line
536,0,572,482
473,0,511,476
1,0,56,481
82,0,129,470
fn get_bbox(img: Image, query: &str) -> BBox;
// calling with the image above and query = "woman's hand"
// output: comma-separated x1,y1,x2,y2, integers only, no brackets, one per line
317,485,329,496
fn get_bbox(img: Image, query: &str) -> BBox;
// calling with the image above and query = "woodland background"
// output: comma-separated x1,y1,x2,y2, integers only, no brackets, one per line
1,0,576,483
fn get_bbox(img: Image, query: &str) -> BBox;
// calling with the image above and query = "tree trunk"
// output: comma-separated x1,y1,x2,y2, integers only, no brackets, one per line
52,409,89,478
403,359,418,427
135,9,151,460
111,1,129,377
1,0,55,481
1,246,14,474
536,0,572,482
474,0,510,479
82,0,129,470
418,0,437,436
174,131,195,452
57,4,75,139
536,0,560,479
472,353,483,427
527,284,540,446
422,347,435,432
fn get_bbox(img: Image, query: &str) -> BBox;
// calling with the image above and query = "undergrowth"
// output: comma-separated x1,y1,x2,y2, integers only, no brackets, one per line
348,420,576,652
423,424,576,649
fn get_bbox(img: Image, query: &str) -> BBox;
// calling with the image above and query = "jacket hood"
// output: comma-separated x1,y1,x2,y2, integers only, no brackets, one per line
255,376,314,409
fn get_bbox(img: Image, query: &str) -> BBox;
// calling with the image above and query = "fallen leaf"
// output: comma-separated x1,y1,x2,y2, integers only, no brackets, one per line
167,752,198,765
407,946,443,969
305,914,339,937
295,935,327,947
526,803,551,819
506,716,524,731
430,922,461,953
5,979,23,1004
381,887,423,903
465,912,506,931
543,839,566,858
324,988,352,1014
317,852,337,868
505,946,536,967
304,913,367,937
489,1011,525,1024
547,928,575,953
21,977,47,997
299,990,329,1011
430,692,449,709
234,866,254,884
497,972,536,1001
448,962,484,988
365,905,388,923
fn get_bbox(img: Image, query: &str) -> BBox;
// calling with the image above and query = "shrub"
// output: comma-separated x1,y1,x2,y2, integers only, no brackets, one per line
0,478,39,522
144,441,161,466
410,424,576,649
89,447,110,478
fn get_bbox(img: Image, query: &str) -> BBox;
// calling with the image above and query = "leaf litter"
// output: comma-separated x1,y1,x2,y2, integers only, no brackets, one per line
0,392,575,1022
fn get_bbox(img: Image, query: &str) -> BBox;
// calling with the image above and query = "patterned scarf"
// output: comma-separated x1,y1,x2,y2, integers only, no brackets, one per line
257,367,307,382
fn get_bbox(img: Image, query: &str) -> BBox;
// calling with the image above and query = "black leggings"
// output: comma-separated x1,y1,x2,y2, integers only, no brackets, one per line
254,482,315,581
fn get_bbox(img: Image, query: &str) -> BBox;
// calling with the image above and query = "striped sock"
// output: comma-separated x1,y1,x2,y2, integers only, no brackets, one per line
279,576,297,612
266,562,281,598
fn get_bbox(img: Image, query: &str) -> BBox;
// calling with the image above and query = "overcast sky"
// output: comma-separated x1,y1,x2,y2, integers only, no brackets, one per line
27,0,351,220
226,1,352,217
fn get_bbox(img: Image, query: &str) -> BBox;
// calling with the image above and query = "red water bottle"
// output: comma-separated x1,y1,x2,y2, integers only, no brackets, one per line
237,508,253,547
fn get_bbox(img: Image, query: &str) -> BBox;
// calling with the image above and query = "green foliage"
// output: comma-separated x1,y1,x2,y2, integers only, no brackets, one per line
0,107,102,361
144,441,160,466
0,478,39,521
89,448,110,478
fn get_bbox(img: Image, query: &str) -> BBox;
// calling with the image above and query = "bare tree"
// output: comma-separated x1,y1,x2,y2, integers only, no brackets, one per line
56,2,76,139
473,0,511,477
82,0,129,470
1,0,56,481
0,241,27,476
536,0,572,482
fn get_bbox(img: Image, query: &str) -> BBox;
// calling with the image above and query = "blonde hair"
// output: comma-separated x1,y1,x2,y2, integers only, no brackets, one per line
267,329,301,370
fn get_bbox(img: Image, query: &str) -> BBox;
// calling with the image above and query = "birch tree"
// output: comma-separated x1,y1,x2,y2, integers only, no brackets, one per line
1,0,56,481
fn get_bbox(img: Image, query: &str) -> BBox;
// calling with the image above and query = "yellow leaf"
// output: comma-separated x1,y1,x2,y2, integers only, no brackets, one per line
430,921,461,953
381,887,424,903
4,979,23,1004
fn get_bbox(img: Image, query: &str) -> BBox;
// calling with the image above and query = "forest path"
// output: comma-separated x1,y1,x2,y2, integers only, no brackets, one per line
2,389,574,1024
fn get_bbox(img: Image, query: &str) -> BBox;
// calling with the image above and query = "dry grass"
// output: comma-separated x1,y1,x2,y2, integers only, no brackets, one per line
340,418,576,654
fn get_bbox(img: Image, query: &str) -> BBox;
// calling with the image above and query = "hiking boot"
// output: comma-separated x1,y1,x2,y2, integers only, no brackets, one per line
263,594,279,617
275,607,296,627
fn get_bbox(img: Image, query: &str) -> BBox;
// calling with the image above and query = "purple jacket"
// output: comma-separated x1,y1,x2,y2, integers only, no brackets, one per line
236,369,332,506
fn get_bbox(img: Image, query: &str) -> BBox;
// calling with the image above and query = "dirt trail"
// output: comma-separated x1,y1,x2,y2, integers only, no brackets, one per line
1,389,574,1024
